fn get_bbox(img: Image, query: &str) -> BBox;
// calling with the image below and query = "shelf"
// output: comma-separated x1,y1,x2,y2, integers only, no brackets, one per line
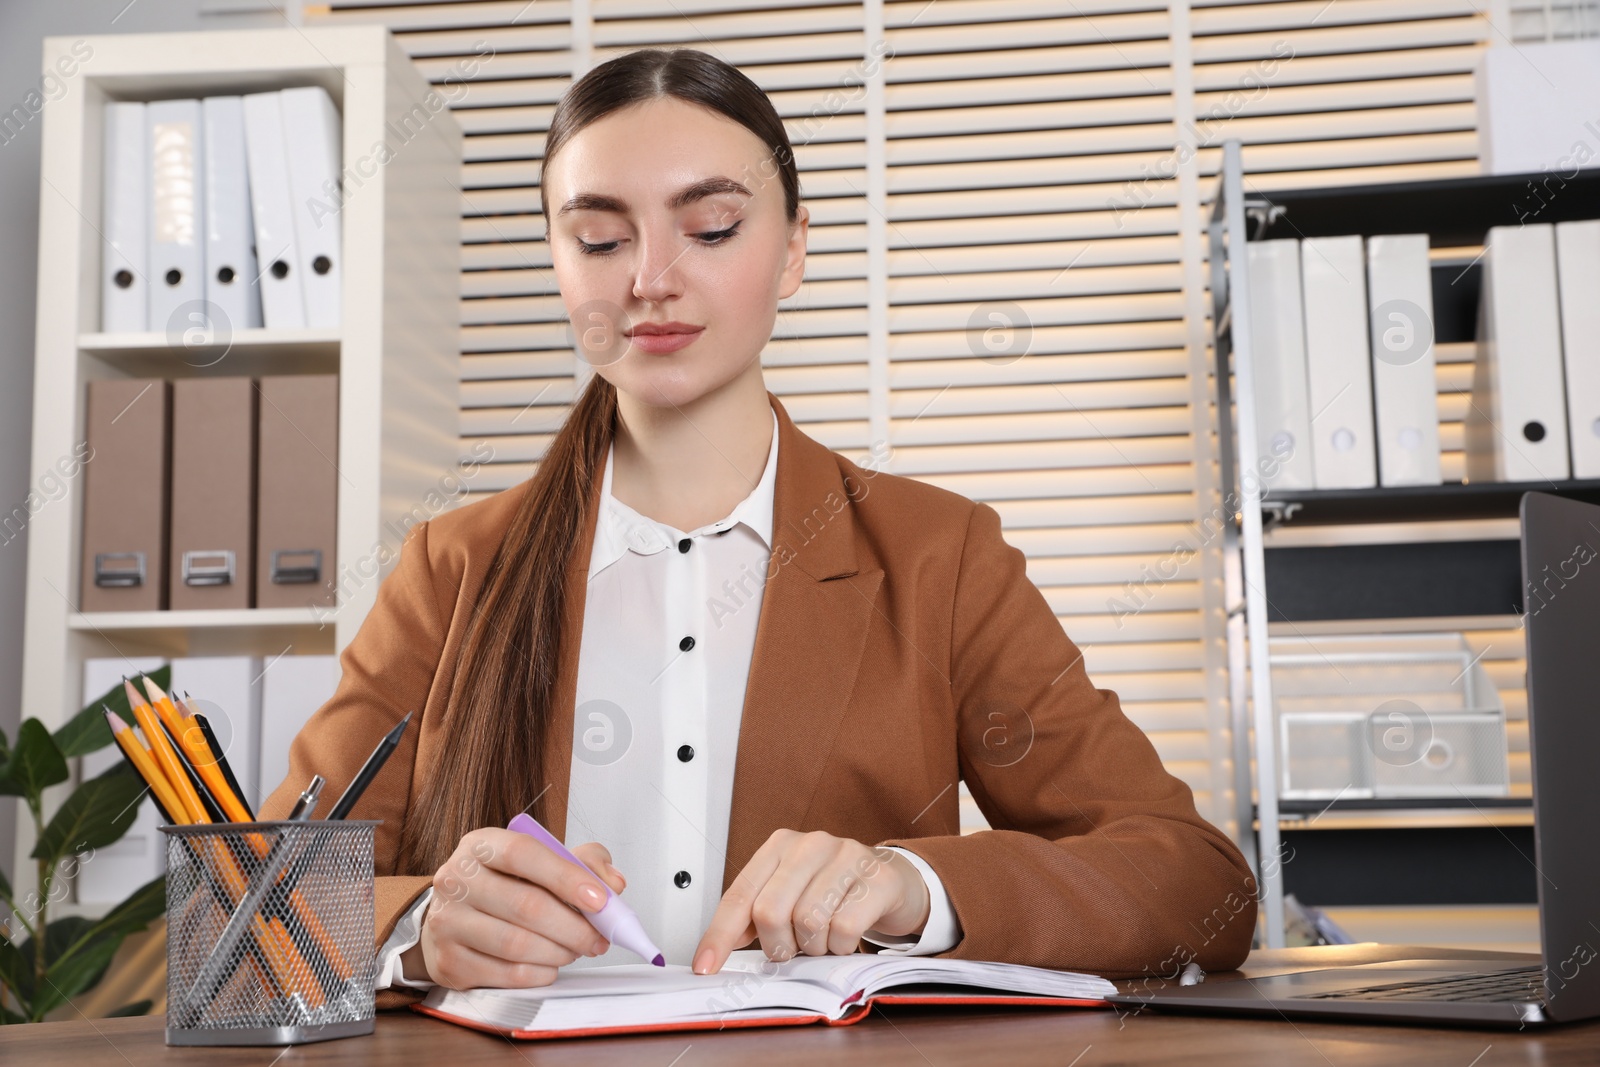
67,607,338,657
1277,796,1531,813
80,328,340,352
1261,479,1600,527
1263,539,1524,621
1240,166,1600,246
1275,797,1533,831
69,607,330,630
78,328,340,376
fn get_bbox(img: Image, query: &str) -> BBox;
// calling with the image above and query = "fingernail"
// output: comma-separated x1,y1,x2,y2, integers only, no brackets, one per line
591,938,608,956
579,884,605,909
693,949,714,974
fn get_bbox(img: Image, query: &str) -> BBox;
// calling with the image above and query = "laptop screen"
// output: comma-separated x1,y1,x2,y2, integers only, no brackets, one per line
1519,491,1600,1023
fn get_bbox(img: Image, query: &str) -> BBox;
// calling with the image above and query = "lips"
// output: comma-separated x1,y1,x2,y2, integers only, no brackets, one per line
624,321,704,354
627,322,702,337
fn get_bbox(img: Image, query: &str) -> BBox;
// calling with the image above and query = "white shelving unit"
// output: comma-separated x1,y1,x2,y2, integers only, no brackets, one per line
17,26,462,902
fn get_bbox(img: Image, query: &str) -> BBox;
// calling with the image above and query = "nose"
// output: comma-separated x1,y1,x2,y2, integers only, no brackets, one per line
631,222,690,304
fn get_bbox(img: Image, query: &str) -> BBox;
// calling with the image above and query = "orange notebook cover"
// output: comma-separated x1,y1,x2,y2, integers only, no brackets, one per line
411,949,1116,1041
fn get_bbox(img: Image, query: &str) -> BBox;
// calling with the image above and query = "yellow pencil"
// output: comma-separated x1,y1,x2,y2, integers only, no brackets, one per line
103,708,187,823
140,674,189,743
125,678,209,825
167,710,255,825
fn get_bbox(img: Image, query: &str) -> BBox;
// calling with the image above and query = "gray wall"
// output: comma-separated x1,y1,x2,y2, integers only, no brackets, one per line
0,0,209,891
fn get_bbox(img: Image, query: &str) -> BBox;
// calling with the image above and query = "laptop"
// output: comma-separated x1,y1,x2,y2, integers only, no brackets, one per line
1109,491,1600,1028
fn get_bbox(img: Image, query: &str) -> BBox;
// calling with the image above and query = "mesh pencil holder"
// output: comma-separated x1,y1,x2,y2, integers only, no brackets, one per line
161,820,379,1046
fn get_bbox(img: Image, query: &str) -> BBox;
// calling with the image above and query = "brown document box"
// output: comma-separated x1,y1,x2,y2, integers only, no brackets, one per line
168,377,257,610
80,379,171,611
255,375,339,610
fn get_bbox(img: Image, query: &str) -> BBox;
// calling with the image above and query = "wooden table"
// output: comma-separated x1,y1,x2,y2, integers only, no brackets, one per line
4,944,1595,1065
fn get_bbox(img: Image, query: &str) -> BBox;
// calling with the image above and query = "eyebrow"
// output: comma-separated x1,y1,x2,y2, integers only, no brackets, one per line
555,176,753,218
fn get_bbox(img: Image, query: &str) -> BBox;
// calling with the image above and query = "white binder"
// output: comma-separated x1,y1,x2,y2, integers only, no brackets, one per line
1467,223,1571,483
242,90,307,329
201,96,262,332
78,656,168,904
1245,239,1315,490
258,654,341,810
280,87,343,330
1556,219,1600,480
1366,234,1443,486
145,99,206,336
101,101,147,333
170,655,264,814
1301,235,1377,489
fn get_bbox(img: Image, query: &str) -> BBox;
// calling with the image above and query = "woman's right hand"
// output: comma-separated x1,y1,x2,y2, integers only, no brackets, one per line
400,827,628,989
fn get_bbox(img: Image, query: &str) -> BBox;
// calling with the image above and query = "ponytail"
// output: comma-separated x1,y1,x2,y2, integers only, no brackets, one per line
396,375,617,874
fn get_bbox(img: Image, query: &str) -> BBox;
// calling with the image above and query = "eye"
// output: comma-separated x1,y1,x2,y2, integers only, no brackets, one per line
697,220,742,245
574,220,743,258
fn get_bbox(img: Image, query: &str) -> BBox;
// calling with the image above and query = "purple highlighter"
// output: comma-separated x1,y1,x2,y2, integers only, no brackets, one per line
507,813,666,967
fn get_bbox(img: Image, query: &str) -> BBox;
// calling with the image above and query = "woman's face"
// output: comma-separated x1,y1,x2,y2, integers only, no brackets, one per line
544,96,808,411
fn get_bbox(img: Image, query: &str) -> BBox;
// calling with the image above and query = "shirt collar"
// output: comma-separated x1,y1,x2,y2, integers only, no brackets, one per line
588,404,779,581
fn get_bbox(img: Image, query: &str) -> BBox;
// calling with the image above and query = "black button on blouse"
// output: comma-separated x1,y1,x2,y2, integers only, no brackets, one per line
679,635,695,652
674,870,691,888
677,744,695,762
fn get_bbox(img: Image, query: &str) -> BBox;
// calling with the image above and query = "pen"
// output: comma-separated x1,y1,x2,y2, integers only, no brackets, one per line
326,712,411,820
288,775,325,821
507,812,665,967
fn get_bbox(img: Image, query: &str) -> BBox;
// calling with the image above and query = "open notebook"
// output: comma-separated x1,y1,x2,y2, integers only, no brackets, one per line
413,948,1117,1040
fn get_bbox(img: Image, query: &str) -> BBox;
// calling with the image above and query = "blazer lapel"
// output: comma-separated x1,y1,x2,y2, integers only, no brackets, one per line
721,395,884,893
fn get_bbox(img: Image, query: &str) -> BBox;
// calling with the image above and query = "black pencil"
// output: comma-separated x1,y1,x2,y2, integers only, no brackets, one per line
190,707,256,821
326,711,412,820
155,715,226,823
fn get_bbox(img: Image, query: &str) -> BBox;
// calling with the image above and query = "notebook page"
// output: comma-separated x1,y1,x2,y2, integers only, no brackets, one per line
422,949,852,1030
802,953,1117,1002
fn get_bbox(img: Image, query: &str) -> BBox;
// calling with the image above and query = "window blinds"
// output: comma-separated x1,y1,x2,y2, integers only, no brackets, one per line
314,0,1527,836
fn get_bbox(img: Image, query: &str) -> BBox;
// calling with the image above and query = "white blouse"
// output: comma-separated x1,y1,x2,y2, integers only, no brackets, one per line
376,407,960,988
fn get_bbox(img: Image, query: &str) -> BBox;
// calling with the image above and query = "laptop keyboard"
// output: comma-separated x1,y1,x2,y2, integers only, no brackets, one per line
1304,966,1545,1004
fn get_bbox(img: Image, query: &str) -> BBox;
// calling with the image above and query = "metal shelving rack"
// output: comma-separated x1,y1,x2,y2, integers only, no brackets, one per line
1206,139,1600,948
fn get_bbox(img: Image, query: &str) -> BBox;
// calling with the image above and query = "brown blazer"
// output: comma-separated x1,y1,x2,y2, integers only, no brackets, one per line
262,391,1257,1005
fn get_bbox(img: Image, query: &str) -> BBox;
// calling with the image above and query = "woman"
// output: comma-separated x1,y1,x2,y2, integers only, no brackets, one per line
261,48,1256,1004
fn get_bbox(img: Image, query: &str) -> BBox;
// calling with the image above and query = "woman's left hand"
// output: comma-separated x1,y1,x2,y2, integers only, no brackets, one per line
692,829,930,975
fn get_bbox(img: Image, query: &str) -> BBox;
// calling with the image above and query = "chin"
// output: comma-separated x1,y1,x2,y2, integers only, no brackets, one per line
606,363,714,410
606,354,750,411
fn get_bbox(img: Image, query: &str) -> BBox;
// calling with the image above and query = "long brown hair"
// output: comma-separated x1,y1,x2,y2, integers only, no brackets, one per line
397,48,801,875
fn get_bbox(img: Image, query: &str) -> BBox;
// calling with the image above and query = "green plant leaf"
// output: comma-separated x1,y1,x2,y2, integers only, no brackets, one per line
0,930,30,1005
0,861,11,904
56,665,172,759
30,917,124,1019
0,720,69,799
92,874,165,939
106,999,153,1018
29,762,147,865
0,1001,24,1025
